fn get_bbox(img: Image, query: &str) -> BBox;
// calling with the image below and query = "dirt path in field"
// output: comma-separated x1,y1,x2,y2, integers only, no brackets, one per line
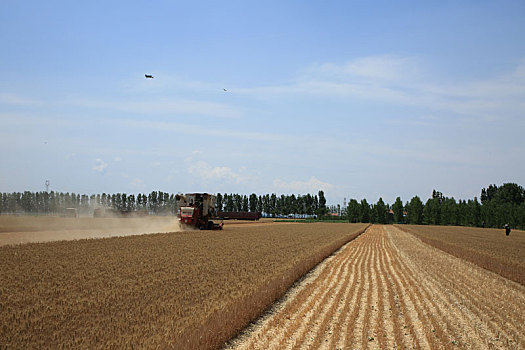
225,225,525,349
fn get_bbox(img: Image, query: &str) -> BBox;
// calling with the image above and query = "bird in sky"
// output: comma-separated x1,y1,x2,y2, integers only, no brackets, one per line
223,88,227,91
145,74,154,79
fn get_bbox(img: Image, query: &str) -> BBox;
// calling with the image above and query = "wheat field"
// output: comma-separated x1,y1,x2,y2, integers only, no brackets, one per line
0,221,367,349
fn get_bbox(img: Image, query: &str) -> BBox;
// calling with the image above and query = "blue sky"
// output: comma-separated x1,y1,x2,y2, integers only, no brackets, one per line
1,0,524,205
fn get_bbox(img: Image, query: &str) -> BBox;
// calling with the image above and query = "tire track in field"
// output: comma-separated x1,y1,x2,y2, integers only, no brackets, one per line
225,225,525,350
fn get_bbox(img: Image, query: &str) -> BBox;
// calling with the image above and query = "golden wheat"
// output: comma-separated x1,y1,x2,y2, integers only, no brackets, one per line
0,222,367,349
396,224,525,285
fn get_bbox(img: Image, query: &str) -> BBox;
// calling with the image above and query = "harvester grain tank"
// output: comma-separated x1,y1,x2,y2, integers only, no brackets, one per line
217,211,261,220
64,208,78,218
176,193,223,230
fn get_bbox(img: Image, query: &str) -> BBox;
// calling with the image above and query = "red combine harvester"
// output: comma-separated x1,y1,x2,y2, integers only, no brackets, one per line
176,193,223,230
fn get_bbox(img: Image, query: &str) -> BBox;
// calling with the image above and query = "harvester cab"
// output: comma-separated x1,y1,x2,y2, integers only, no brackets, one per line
176,193,223,230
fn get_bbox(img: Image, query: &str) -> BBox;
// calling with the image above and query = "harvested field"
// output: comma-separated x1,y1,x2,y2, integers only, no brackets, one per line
396,224,525,285
0,215,181,245
227,225,525,349
0,222,367,349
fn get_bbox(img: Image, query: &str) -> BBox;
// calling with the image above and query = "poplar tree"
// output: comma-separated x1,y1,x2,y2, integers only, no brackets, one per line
317,190,327,216
376,198,387,224
392,197,404,223
407,196,424,224
347,199,360,223
216,193,223,211
360,199,370,223
249,193,257,212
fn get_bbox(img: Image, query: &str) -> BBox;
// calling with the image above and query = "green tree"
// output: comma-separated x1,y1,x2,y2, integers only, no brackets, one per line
148,192,157,213
360,199,370,223
466,198,481,227
242,195,249,212
441,197,457,225
128,194,136,211
289,195,296,215
370,204,378,223
216,193,223,211
407,196,424,224
262,194,271,215
257,195,263,213
226,194,234,212
481,184,499,204
279,195,287,215
494,183,524,205
375,198,387,224
249,193,258,212
424,197,441,225
392,197,404,223
20,191,33,213
270,193,277,217
317,190,327,216
347,199,360,223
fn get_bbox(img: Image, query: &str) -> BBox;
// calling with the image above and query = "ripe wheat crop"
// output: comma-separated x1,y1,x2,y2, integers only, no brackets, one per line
0,222,367,349
395,224,525,285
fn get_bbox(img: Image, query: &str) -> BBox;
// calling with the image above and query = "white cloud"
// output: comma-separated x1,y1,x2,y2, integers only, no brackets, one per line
92,159,108,173
237,55,525,122
316,55,421,82
272,176,334,194
70,97,243,119
130,178,145,188
104,118,287,143
236,55,424,102
0,93,38,106
187,161,249,184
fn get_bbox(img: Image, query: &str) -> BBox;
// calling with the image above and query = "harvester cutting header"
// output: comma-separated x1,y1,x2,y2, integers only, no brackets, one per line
176,193,223,230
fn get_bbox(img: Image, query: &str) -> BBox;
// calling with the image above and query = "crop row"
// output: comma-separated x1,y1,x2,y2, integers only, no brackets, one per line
227,225,525,349
395,224,525,285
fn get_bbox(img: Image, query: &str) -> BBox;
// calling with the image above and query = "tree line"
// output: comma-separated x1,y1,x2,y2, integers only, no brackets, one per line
1,184,523,229
0,191,178,215
216,191,327,217
0,190,330,218
346,183,525,229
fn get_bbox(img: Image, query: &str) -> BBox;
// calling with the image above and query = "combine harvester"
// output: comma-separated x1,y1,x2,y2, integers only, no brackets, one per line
176,193,223,230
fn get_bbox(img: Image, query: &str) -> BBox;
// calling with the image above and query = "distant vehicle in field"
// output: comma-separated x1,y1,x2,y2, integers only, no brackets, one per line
145,74,154,79
176,193,223,230
64,208,77,218
217,211,261,221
